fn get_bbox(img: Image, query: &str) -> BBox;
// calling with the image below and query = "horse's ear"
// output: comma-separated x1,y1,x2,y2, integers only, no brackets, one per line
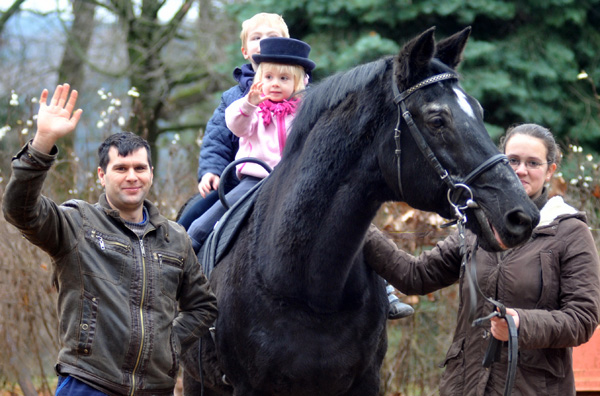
395,26,436,88
435,27,472,69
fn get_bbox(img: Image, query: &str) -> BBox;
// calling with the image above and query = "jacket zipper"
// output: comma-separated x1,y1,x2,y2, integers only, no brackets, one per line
92,230,130,251
130,238,147,395
155,252,183,267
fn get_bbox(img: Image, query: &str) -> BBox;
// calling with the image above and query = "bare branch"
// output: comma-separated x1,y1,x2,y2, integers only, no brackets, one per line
158,122,207,133
0,0,27,36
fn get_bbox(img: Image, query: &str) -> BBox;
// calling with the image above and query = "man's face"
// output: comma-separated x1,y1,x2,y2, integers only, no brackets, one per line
98,147,153,215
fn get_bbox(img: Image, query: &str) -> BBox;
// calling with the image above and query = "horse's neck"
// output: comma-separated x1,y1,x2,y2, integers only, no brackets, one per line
255,158,381,311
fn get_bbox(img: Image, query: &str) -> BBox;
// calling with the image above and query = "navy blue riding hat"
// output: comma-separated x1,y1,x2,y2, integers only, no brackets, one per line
252,37,316,72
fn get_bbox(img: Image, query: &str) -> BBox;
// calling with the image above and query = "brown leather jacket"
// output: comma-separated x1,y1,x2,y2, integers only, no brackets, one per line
365,196,600,396
3,142,218,395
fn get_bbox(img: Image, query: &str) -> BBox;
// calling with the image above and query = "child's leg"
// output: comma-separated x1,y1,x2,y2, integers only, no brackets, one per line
177,190,219,230
188,199,228,253
219,176,262,209
187,176,262,253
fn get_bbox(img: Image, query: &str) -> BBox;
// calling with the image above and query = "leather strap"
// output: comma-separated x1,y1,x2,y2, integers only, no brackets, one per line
465,235,518,396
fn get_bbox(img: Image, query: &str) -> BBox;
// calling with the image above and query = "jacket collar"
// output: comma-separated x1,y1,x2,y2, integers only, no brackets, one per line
233,63,256,95
537,195,579,227
98,193,169,230
532,187,548,210
531,195,587,240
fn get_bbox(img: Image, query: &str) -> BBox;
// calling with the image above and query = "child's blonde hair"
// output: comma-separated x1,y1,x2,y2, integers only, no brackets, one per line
240,13,289,47
255,63,308,96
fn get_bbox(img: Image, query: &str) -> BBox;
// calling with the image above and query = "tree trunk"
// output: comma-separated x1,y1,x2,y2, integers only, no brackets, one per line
56,0,96,161
6,332,38,396
58,0,96,90
117,0,194,168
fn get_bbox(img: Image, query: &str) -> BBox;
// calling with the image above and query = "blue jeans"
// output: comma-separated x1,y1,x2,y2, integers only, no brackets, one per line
177,190,219,230
178,174,240,230
55,376,108,396
188,176,262,253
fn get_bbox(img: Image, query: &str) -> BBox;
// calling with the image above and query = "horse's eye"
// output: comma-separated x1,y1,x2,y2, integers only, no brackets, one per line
430,117,444,129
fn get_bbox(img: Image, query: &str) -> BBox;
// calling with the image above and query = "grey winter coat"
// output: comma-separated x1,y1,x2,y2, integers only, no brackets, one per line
365,195,600,396
2,142,218,396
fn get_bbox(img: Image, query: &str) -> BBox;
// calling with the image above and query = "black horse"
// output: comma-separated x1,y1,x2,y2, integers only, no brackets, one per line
181,27,540,396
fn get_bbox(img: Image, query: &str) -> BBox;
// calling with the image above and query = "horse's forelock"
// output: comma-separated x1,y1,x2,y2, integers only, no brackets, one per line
394,42,458,90
430,58,456,75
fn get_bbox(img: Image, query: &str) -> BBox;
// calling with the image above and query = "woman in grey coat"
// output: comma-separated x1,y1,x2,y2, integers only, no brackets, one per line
365,123,600,396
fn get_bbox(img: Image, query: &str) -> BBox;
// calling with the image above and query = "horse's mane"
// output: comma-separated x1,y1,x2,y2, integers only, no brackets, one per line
287,57,391,149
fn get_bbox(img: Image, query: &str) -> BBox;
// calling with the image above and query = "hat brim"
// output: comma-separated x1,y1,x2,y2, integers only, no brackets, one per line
252,54,316,72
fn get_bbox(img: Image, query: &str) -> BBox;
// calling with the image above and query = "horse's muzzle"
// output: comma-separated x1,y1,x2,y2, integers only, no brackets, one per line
474,206,536,251
503,207,535,239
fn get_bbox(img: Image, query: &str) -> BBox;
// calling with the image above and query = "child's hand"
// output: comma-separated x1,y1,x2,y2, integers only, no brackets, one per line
198,173,220,198
247,82,270,106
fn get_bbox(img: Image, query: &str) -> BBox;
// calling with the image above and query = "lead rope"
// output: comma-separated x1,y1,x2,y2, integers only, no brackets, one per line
455,207,518,396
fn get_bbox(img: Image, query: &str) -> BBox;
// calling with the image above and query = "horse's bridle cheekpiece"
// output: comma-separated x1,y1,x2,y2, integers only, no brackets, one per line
391,63,517,396
391,64,507,203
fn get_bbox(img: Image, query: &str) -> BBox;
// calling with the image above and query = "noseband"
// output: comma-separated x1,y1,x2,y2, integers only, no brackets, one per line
391,65,517,396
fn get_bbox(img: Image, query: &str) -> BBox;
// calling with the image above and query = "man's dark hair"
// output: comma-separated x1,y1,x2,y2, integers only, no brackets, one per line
98,132,152,171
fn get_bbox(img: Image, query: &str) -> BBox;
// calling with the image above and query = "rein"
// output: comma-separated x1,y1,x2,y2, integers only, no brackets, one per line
391,64,517,396
456,211,518,396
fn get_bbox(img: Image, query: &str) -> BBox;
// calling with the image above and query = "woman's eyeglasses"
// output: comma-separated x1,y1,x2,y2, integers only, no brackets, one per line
508,157,548,170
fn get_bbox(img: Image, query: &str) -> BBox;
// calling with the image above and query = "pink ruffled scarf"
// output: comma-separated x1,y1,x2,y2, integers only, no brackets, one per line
258,98,299,154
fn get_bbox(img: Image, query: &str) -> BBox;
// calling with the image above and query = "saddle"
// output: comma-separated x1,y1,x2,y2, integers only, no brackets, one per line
199,178,265,277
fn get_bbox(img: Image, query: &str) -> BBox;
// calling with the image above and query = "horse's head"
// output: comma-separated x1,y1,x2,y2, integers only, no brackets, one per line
386,27,540,251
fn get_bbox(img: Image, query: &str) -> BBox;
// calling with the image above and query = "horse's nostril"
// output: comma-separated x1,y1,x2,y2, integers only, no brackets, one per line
504,208,532,235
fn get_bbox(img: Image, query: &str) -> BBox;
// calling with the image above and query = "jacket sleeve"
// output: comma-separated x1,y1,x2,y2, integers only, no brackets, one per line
172,231,218,352
363,224,462,295
517,219,600,349
2,141,77,258
224,97,259,138
197,87,241,181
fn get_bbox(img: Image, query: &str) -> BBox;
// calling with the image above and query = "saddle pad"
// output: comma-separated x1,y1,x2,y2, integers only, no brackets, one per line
200,179,265,277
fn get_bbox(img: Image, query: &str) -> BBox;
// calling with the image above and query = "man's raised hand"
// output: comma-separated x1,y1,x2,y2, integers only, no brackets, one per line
32,84,83,154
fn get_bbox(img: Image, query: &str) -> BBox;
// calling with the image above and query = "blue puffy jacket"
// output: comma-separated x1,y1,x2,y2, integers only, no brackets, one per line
197,64,255,181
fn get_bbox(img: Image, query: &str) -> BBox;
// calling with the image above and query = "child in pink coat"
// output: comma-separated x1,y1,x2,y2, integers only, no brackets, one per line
188,37,315,252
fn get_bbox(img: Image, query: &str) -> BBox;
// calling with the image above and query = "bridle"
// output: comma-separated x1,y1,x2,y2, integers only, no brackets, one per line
392,64,518,396
391,64,507,204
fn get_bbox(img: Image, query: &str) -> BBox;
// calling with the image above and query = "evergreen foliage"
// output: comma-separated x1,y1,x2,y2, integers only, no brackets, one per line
230,0,600,149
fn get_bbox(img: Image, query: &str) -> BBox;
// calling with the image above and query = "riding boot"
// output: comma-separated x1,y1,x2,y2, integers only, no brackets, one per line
386,282,414,319
364,224,415,319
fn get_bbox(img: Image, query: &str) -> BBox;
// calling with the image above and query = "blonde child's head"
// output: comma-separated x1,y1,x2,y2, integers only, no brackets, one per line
252,37,315,100
255,63,308,96
240,13,289,59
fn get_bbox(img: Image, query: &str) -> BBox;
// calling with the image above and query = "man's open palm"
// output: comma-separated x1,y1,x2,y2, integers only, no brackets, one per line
33,84,83,153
